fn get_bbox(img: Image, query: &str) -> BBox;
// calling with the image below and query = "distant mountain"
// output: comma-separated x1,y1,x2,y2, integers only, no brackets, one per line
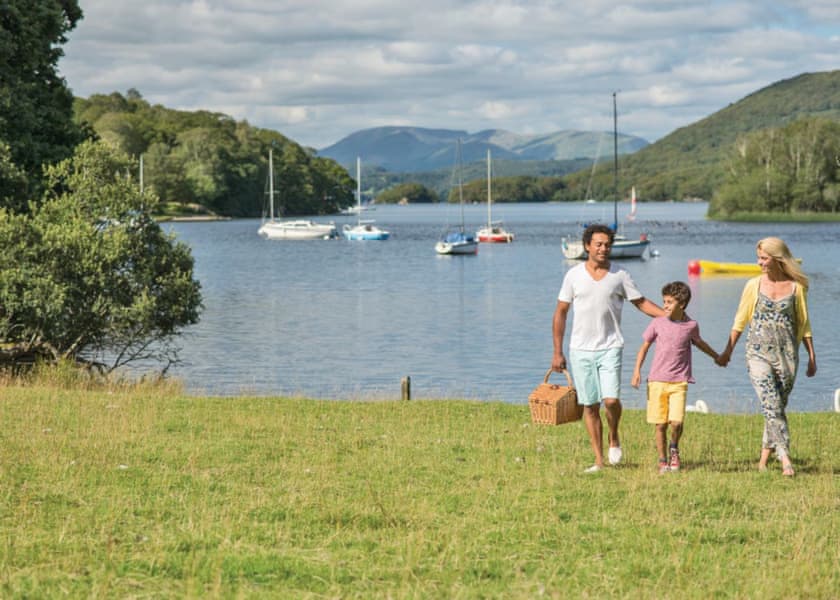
577,70,840,202
319,126,648,173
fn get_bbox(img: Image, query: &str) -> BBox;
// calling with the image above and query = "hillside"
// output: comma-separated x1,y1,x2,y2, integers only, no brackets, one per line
319,126,647,173
570,70,840,202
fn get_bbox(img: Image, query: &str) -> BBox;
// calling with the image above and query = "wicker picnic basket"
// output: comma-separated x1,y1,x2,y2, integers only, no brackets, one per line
528,369,582,425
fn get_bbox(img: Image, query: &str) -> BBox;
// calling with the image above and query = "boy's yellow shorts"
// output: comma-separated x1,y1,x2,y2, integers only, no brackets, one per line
646,381,688,424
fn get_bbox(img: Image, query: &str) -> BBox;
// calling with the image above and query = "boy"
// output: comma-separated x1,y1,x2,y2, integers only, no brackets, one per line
631,281,719,474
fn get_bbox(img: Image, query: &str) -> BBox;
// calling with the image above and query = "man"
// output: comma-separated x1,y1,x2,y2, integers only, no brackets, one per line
552,224,664,473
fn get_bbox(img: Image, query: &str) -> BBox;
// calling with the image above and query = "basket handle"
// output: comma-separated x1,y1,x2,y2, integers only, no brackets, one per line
544,369,574,388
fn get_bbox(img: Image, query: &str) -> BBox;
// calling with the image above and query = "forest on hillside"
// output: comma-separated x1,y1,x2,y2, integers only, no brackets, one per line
73,91,355,217
563,70,840,208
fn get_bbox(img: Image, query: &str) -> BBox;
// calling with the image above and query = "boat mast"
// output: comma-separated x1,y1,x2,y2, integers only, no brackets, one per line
356,156,362,226
268,148,275,221
612,91,618,231
486,148,492,228
457,139,465,232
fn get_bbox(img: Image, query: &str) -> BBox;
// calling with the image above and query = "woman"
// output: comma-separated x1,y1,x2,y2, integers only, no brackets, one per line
717,237,817,476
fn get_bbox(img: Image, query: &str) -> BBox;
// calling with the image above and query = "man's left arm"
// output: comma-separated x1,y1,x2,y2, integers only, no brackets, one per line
630,297,665,318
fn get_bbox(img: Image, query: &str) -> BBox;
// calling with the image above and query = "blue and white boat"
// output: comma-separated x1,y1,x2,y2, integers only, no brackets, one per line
435,140,478,255
342,157,389,241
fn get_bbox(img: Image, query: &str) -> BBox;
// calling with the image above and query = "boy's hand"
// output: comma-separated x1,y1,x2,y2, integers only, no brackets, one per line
631,371,641,388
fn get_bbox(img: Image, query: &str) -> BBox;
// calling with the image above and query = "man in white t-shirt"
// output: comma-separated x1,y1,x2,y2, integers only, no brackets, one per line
552,224,664,473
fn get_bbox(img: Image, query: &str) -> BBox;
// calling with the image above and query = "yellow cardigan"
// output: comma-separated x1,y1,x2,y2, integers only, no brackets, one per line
731,276,812,343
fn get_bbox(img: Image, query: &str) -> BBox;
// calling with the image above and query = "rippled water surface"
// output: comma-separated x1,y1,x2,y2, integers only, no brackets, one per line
165,202,840,413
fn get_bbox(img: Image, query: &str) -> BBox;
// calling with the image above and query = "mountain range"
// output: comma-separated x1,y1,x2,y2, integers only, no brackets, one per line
318,127,648,173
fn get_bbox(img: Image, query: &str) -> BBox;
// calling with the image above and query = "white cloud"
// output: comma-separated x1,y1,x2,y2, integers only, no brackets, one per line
60,0,840,148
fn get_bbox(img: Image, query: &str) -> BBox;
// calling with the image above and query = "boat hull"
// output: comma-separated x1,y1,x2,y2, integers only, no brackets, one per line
477,227,514,243
342,224,390,241
435,240,478,255
258,220,337,240
562,237,650,259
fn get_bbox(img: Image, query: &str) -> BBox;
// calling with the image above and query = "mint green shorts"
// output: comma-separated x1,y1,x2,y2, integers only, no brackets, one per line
568,347,622,406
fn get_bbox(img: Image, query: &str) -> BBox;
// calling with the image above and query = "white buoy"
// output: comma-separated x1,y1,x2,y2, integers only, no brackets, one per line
834,389,840,413
686,399,709,414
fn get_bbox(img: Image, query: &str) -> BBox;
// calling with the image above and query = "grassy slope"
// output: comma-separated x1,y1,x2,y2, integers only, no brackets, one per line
2,382,838,598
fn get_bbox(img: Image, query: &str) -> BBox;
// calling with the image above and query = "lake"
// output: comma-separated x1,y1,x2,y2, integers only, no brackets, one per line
165,202,840,414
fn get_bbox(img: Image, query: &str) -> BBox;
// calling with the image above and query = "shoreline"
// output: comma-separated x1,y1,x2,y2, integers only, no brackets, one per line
156,214,232,222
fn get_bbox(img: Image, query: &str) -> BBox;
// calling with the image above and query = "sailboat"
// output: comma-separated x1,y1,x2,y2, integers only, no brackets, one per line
342,157,389,241
476,149,514,243
435,139,478,255
257,149,337,240
561,93,650,260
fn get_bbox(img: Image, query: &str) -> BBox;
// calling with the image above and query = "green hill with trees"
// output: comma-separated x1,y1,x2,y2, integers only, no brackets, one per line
73,92,355,217
560,71,840,210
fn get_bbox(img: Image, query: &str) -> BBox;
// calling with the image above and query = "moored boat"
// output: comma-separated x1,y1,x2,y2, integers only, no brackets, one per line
436,139,478,256
561,93,649,260
562,234,649,260
342,157,389,241
258,149,337,240
476,149,514,243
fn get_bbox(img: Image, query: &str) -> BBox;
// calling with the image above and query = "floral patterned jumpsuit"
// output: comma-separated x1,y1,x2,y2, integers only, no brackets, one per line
745,289,798,459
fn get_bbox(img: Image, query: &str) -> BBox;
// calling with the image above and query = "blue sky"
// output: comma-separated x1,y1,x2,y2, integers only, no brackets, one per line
60,1,840,149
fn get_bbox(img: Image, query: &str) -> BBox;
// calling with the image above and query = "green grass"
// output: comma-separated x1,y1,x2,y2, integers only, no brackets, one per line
1,377,838,598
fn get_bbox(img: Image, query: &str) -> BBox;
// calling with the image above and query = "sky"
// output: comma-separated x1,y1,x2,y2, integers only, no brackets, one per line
60,1,840,150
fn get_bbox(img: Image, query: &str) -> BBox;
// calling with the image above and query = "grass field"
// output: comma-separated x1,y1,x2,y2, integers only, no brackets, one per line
1,376,838,598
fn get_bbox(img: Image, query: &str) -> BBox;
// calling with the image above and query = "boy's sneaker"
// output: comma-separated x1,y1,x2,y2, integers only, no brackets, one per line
608,445,623,465
658,459,670,475
669,447,681,472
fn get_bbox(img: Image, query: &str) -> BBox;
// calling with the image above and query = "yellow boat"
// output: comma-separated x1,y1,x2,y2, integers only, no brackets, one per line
697,260,761,275
689,258,802,276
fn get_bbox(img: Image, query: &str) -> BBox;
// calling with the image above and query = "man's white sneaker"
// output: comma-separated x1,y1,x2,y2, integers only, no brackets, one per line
584,464,602,474
608,446,623,465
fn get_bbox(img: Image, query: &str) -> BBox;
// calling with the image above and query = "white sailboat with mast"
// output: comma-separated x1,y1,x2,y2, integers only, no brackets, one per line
257,148,337,240
561,92,650,259
476,149,514,243
342,157,389,241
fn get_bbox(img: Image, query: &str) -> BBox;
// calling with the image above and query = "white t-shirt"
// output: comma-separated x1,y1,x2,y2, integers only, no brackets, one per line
557,262,644,351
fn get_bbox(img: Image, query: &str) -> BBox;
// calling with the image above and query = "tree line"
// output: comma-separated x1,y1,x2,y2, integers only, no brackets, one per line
709,117,840,218
74,91,355,217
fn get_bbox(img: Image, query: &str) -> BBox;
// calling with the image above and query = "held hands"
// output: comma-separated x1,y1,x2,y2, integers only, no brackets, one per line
716,349,731,367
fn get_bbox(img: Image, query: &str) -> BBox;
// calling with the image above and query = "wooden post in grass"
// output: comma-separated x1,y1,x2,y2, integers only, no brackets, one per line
401,376,411,401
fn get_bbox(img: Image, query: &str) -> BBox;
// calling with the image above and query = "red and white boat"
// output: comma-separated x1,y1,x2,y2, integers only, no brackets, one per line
477,224,514,243
476,149,514,244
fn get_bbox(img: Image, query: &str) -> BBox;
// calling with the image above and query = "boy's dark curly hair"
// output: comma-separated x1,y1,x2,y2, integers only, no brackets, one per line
661,281,691,307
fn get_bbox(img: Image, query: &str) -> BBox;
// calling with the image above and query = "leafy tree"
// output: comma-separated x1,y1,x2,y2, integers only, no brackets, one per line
74,92,354,217
0,0,86,209
0,143,28,207
710,118,840,217
0,140,202,372
376,182,438,204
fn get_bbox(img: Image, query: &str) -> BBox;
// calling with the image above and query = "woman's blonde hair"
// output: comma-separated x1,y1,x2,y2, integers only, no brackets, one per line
757,237,808,287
